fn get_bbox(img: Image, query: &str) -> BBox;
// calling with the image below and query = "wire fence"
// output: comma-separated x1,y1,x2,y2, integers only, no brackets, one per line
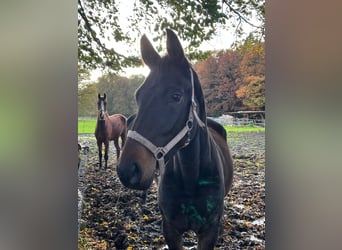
209,116,265,127
232,118,265,127
78,115,266,129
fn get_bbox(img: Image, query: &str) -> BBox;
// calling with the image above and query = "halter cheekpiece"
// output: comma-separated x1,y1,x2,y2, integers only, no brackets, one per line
127,68,205,177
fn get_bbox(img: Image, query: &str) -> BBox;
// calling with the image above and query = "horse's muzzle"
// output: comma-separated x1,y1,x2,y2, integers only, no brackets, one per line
117,161,141,188
117,139,155,190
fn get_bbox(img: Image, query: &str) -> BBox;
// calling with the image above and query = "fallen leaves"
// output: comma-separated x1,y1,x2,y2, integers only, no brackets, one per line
78,132,265,249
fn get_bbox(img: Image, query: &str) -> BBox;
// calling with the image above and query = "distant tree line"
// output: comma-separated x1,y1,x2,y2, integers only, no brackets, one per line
78,36,264,118
194,35,265,117
78,74,144,117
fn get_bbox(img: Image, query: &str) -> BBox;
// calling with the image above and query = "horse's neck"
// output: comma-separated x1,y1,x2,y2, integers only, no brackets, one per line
97,116,107,133
174,128,211,194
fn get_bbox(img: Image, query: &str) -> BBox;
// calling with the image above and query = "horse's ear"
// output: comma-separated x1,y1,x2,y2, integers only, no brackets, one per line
98,93,100,99
166,29,185,60
141,34,161,69
103,93,106,99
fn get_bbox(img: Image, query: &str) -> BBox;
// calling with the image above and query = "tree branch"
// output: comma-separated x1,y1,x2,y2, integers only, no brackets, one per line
78,0,129,61
222,0,261,29
78,0,108,53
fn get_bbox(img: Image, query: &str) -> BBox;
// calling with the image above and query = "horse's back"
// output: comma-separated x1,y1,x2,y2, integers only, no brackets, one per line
126,113,137,130
109,113,127,122
207,118,227,140
108,114,127,137
207,118,233,195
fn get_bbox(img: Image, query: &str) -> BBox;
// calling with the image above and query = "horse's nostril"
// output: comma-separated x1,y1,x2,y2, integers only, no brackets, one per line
129,162,141,186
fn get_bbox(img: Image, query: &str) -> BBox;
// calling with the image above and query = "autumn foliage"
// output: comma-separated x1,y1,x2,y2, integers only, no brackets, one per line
194,36,265,116
78,36,265,118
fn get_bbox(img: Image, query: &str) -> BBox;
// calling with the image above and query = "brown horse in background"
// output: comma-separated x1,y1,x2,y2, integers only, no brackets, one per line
95,93,127,169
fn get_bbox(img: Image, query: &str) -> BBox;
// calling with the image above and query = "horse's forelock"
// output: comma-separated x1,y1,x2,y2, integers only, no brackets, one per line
159,55,190,75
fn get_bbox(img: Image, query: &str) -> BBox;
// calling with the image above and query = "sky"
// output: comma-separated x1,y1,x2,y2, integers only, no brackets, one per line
89,1,258,81
90,28,238,81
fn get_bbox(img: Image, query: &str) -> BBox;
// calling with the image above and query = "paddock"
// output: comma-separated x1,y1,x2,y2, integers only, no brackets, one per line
77,131,265,249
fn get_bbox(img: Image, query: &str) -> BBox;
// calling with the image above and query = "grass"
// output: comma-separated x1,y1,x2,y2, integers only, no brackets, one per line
224,125,265,133
78,118,97,134
78,118,265,134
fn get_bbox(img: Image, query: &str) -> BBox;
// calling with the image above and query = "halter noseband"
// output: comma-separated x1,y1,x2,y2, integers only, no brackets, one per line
127,68,205,177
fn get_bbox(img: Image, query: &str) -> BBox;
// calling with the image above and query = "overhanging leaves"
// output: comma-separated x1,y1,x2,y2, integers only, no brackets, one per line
78,0,265,72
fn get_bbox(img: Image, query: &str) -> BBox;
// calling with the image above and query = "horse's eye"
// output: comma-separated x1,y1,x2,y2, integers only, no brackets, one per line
172,93,182,102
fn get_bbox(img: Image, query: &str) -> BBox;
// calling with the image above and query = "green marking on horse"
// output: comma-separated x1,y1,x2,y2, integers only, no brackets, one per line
198,180,216,186
180,203,206,223
180,197,217,224
198,176,219,186
206,197,216,213
180,203,187,214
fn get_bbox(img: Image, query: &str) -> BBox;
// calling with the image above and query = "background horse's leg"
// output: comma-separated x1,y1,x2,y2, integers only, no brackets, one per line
114,139,120,159
162,216,183,250
197,224,220,250
120,133,126,148
97,141,102,168
104,141,109,169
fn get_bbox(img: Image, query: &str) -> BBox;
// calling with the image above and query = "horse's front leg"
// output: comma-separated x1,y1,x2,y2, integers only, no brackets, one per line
104,141,109,169
162,215,183,250
97,142,102,168
113,139,120,159
197,222,220,250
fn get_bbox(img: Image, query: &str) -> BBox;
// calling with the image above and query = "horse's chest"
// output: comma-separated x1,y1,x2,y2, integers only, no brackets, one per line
95,132,106,142
159,191,224,233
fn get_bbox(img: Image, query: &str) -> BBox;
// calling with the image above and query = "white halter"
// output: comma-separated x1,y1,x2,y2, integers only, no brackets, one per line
127,68,205,176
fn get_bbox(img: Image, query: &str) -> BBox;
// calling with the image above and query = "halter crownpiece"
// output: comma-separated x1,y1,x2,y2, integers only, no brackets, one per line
189,68,206,128
127,68,205,176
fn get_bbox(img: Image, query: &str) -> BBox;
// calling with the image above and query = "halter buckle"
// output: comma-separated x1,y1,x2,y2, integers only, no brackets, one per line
154,148,166,160
186,119,193,130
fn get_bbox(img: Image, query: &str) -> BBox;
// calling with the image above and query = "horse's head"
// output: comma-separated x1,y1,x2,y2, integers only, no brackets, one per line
97,93,107,120
117,29,206,190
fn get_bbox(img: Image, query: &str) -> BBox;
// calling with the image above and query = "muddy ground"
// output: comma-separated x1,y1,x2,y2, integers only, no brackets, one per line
78,131,265,249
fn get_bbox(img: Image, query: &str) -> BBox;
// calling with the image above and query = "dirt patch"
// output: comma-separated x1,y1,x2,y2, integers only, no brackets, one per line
78,132,265,249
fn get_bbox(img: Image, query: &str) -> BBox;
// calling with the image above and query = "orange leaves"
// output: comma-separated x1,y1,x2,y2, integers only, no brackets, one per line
194,38,265,114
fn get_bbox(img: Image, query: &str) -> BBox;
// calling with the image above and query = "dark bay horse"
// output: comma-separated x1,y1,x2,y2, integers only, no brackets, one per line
95,93,127,169
117,29,233,249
